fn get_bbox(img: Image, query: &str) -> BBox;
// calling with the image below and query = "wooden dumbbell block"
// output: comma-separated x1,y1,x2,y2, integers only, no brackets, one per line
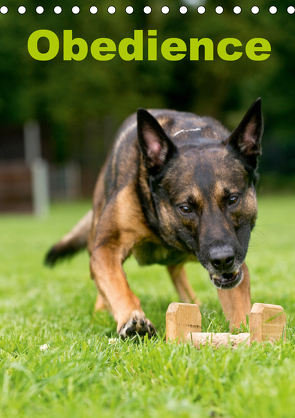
166,302,286,348
250,303,286,343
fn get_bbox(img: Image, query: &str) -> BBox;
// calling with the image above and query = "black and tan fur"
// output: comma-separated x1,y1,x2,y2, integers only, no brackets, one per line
45,99,263,338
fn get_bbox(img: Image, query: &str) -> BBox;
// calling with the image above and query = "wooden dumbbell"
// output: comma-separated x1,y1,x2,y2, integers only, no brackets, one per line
166,302,286,348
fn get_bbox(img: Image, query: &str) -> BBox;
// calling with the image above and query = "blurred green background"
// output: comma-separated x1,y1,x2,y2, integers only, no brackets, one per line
0,0,295,197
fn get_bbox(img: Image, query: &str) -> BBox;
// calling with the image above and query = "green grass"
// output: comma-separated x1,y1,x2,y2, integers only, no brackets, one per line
1,195,295,417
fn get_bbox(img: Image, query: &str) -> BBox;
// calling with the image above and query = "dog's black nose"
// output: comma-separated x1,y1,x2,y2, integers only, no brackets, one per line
209,246,235,271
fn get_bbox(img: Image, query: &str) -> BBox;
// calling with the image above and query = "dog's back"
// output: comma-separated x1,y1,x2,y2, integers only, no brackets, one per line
103,109,229,193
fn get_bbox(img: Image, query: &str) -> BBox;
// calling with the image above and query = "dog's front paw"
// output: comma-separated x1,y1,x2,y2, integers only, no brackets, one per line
118,311,156,339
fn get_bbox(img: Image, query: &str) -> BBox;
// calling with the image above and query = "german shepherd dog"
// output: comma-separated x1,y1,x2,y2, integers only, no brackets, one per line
45,99,263,338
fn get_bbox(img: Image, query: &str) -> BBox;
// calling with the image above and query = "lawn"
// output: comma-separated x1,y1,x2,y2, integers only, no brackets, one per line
0,195,295,417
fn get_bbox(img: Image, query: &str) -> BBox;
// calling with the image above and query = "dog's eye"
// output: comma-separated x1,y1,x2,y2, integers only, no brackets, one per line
228,195,240,206
179,205,192,214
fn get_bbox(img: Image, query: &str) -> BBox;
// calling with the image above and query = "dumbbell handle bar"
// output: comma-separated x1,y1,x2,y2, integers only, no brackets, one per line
187,332,250,348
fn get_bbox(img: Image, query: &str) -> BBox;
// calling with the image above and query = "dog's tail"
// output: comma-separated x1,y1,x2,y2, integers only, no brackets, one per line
44,209,93,267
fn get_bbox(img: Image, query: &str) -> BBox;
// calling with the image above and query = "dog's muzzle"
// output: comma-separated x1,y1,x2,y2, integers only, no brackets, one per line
209,266,244,290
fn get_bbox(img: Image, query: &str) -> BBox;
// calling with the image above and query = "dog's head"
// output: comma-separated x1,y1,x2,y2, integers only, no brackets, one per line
137,99,263,290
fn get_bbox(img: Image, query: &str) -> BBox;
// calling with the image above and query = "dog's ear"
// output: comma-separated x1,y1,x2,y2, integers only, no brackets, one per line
226,98,263,169
137,109,178,174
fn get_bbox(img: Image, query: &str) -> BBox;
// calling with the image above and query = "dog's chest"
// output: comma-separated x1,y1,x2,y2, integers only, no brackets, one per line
132,240,192,266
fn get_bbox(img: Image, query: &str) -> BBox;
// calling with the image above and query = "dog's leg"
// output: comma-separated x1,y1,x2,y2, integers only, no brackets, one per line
90,244,156,338
94,293,108,311
90,185,156,338
217,262,251,330
167,265,199,304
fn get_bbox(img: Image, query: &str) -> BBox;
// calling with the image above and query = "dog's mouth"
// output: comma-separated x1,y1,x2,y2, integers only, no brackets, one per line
209,267,243,290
